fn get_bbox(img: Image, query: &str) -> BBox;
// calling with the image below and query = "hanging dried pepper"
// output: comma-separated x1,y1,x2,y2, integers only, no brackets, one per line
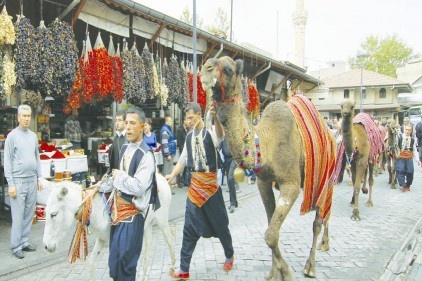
111,56,123,102
187,71,207,109
247,82,260,116
92,47,114,100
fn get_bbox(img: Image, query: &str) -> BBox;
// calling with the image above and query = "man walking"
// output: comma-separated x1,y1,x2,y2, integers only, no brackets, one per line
106,106,158,281
165,102,234,279
4,104,43,259
416,116,422,168
161,116,177,188
396,125,415,191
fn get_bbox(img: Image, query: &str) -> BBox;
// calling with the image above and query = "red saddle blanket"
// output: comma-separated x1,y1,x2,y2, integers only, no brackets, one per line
288,94,336,221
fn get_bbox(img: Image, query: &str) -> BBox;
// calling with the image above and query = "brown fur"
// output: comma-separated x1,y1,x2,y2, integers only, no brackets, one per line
340,100,373,221
201,56,332,281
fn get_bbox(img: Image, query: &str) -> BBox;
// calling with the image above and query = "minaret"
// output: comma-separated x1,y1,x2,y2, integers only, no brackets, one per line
292,0,308,68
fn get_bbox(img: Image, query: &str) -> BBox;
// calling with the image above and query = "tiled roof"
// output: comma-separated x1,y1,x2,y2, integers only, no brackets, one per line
322,69,411,89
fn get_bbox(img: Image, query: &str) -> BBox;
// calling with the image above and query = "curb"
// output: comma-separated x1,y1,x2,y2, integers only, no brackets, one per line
380,216,422,281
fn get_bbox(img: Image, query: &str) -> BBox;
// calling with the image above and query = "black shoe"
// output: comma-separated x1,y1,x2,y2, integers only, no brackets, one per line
13,250,25,259
22,244,36,252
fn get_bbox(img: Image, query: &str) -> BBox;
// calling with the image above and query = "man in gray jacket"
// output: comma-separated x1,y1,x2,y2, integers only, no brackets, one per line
4,104,43,259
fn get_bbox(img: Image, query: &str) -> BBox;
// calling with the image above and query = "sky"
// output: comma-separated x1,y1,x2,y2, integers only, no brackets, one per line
137,0,422,71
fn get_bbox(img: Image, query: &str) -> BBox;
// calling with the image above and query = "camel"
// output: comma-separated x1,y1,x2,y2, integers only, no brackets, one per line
385,119,400,188
201,56,336,281
339,100,384,221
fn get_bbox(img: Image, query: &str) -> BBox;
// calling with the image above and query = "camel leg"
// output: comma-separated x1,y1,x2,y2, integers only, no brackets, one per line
391,159,397,189
318,219,330,252
361,167,368,194
258,178,300,281
366,163,374,207
304,208,323,278
351,160,367,221
349,163,357,206
86,238,107,281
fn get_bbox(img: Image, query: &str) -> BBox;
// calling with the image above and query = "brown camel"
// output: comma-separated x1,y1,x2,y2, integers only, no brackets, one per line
201,56,336,281
340,100,383,221
385,119,400,189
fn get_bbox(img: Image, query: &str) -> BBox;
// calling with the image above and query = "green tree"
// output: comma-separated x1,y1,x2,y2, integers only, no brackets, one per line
206,7,230,39
179,6,204,29
348,35,419,78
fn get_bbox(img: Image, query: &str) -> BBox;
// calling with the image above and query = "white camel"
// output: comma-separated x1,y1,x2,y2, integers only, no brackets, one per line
42,174,175,281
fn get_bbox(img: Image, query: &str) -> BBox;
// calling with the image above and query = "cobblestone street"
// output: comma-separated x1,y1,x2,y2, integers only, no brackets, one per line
1,167,421,281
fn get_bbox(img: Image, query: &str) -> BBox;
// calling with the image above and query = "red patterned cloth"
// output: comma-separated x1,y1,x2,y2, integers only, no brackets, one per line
188,172,219,207
288,95,336,221
353,113,385,163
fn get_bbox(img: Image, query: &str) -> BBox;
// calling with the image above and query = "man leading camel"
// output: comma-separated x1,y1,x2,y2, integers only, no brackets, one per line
165,102,234,279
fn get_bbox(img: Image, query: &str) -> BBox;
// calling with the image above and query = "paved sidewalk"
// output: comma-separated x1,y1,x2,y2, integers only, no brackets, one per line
0,167,421,280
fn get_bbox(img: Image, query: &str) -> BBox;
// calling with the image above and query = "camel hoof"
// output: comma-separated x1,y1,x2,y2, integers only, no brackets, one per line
351,214,361,221
391,186,396,189
303,263,316,278
365,201,373,207
318,242,330,252
168,267,175,276
348,181,353,186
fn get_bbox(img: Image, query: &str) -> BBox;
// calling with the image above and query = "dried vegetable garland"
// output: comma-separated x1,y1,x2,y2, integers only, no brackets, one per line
110,43,123,102
247,82,260,117
48,20,78,98
0,48,3,98
165,56,182,105
0,49,16,98
178,61,189,108
141,44,154,100
92,33,114,100
36,21,53,95
151,54,160,100
127,43,147,106
121,42,135,103
187,71,207,109
0,7,15,45
14,16,38,92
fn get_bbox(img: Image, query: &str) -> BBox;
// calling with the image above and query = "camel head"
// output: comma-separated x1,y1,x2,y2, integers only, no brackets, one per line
340,99,355,119
201,56,243,103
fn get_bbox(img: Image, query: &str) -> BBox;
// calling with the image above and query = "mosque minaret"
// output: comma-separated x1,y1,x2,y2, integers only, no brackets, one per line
292,0,308,68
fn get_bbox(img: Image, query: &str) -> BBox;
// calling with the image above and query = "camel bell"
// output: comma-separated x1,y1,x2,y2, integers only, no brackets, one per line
233,167,245,183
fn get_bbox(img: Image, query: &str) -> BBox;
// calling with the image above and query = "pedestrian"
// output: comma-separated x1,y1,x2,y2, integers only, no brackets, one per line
64,108,83,149
4,104,43,259
165,102,234,279
160,116,177,188
396,125,415,191
400,117,414,135
143,118,158,151
176,116,190,188
108,110,126,172
220,138,239,213
107,106,158,281
416,116,422,167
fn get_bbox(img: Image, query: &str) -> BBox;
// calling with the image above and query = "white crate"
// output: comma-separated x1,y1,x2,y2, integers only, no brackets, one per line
66,155,88,173
40,159,52,178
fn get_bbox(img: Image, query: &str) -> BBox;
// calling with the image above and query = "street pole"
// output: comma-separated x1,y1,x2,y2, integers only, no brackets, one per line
230,0,233,41
360,66,363,112
192,0,197,103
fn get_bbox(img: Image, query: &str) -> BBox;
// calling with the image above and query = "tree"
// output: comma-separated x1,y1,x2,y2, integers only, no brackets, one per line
348,35,419,78
206,7,230,39
179,6,204,29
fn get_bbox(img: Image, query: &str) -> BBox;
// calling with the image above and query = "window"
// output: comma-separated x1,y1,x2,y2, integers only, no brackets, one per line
344,89,350,99
379,88,386,99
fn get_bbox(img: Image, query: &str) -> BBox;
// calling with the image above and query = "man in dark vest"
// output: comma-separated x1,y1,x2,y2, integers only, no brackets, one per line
108,110,127,172
165,102,234,279
107,106,158,281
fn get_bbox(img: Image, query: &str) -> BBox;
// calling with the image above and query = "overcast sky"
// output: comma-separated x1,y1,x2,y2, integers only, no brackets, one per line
138,0,422,70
